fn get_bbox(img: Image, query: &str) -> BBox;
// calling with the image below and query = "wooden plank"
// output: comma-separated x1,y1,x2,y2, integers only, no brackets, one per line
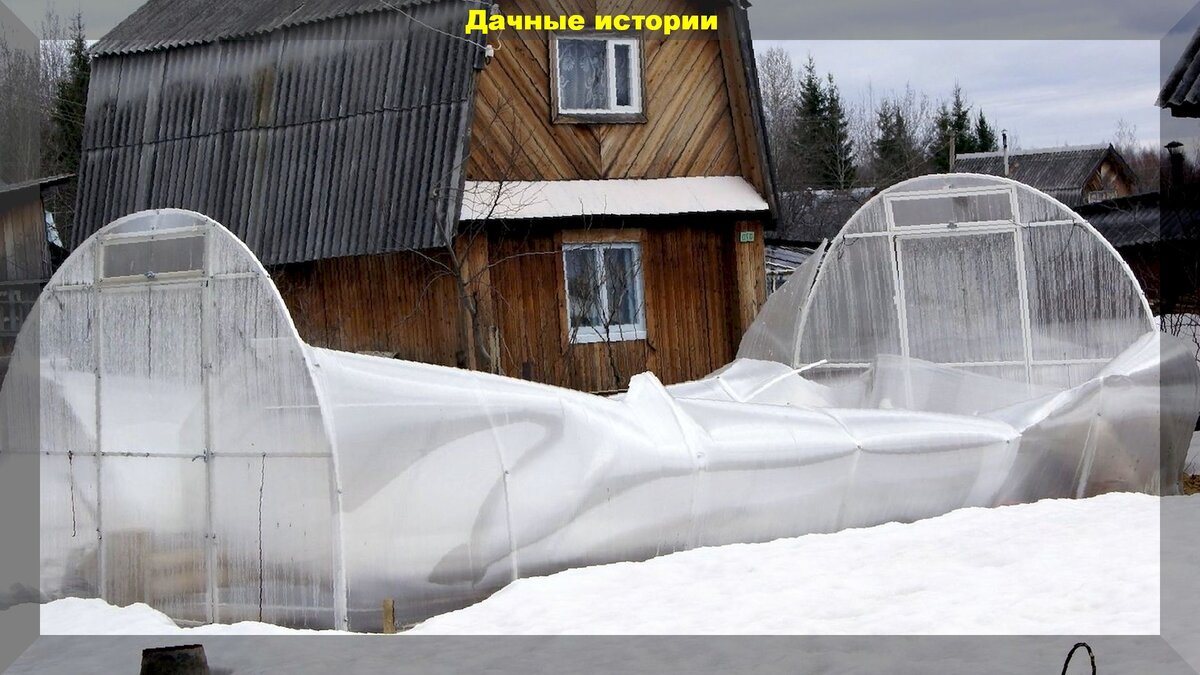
466,0,745,183
729,219,765,340
715,6,766,194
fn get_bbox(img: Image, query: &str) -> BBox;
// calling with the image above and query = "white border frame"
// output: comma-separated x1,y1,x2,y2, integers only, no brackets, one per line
555,35,643,116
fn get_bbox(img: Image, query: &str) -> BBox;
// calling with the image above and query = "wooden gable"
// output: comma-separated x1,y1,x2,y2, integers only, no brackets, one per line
465,0,767,193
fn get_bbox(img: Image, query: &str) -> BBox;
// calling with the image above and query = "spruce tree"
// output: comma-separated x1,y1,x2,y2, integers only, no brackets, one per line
45,13,90,178
790,56,826,185
931,85,975,171
819,74,856,189
973,111,998,152
874,101,920,188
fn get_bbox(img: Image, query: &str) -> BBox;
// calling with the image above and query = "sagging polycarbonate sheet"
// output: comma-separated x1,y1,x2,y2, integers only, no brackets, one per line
311,350,522,630
309,347,1023,628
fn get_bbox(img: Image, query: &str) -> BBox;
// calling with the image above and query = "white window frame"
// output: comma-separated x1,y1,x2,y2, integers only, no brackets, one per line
97,227,209,286
554,35,642,117
562,241,646,344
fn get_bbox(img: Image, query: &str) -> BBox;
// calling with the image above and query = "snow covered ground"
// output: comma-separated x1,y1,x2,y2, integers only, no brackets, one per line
40,493,1166,637
410,493,1162,635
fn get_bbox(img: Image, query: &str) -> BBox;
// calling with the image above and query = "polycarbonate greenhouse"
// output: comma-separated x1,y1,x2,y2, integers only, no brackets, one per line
2,174,1197,632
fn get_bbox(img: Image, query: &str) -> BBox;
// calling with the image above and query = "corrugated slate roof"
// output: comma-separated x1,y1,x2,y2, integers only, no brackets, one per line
75,1,480,263
953,145,1130,208
765,244,811,273
1160,27,1200,117
1078,192,1200,248
91,0,435,56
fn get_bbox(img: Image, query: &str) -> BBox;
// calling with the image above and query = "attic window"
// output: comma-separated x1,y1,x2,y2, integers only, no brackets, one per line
553,34,643,123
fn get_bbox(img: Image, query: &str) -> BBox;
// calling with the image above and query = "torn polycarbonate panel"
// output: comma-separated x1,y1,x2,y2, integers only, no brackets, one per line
3,185,1197,632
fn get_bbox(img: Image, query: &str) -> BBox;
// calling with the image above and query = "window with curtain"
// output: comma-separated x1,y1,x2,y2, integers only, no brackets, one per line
563,242,646,343
555,36,642,117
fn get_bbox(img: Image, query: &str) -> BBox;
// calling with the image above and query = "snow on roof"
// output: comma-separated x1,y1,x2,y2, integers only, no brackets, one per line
459,176,769,221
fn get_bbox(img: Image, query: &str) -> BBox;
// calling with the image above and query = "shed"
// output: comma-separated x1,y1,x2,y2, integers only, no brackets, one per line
0,174,71,371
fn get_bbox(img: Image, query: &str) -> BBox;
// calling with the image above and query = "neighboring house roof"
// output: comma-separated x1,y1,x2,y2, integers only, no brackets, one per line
769,187,874,244
0,174,73,211
953,145,1134,207
1159,27,1200,117
1078,192,1200,248
91,0,436,56
460,177,768,221
765,244,812,274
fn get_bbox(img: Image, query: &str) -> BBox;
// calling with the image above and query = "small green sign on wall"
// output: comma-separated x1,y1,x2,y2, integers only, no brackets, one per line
738,230,756,243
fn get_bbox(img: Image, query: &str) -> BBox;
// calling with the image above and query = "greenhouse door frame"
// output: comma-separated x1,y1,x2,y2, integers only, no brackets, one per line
883,185,1037,383
92,228,220,625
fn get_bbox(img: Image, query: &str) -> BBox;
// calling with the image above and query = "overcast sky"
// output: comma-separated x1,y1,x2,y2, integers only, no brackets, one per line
3,0,1197,152
755,40,1163,150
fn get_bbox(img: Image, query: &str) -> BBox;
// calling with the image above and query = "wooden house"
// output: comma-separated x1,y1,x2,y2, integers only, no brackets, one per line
954,144,1137,208
74,0,776,393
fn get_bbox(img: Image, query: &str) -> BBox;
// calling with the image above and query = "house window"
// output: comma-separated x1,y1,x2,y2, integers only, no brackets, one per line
563,242,646,343
554,35,642,120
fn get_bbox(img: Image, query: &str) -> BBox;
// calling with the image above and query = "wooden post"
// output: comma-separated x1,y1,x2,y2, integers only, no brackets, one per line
382,598,397,634
731,220,766,340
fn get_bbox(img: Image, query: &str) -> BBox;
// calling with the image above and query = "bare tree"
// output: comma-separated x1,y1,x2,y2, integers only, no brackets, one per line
756,46,799,186
1111,118,1159,192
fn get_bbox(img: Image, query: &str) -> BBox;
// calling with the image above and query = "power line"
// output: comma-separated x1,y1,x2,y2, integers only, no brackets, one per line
378,0,487,50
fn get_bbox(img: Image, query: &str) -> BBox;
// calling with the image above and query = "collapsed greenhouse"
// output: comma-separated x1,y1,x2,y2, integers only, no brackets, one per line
1,174,1197,632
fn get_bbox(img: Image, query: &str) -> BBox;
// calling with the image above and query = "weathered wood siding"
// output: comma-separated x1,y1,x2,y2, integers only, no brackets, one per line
467,0,757,185
488,218,742,392
273,252,467,368
0,195,49,282
274,215,766,392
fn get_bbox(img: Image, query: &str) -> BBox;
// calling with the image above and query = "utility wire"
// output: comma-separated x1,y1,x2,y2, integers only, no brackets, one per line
378,0,487,50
